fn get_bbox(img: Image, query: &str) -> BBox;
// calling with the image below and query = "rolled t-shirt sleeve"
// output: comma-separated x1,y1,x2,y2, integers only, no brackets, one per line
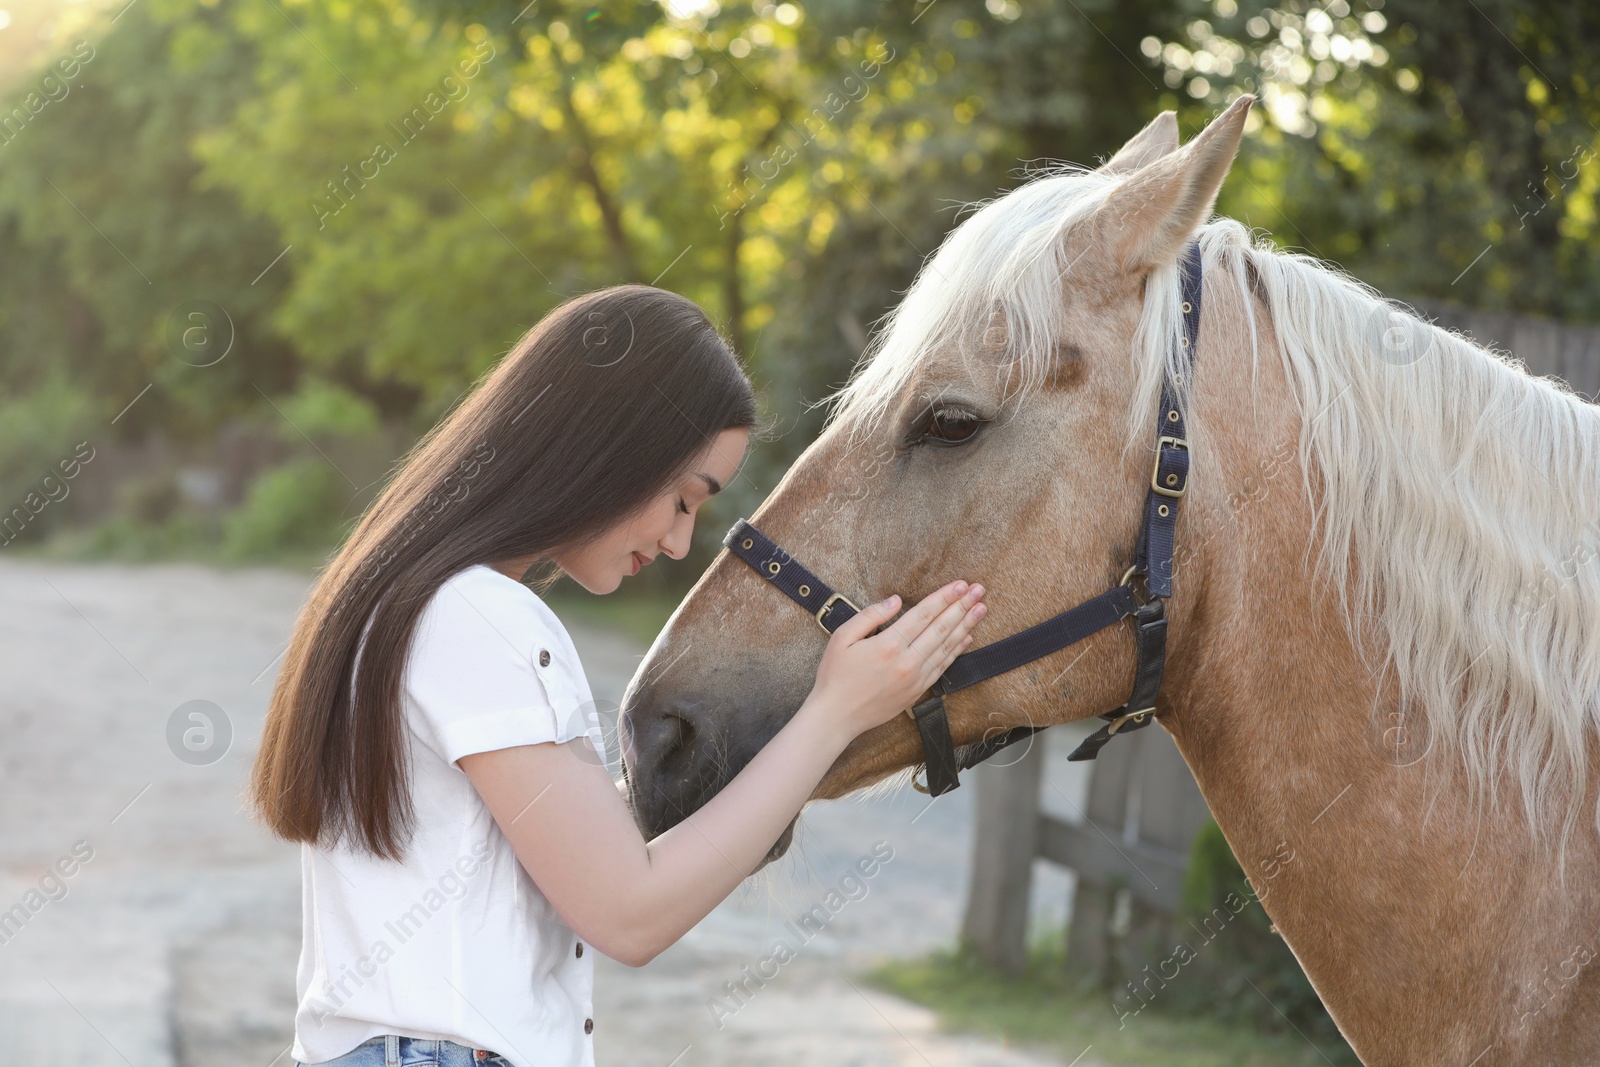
404,571,568,766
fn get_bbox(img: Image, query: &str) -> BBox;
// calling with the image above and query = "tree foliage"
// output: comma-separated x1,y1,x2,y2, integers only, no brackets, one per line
0,0,1595,558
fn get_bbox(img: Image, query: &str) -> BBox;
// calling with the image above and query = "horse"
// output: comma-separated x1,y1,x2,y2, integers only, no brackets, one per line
618,95,1600,1063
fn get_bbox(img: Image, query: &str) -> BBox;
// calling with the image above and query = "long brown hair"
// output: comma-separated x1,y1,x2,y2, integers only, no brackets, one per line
252,284,757,859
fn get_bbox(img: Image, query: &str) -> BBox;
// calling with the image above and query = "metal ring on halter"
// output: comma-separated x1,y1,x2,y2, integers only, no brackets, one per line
1106,708,1153,735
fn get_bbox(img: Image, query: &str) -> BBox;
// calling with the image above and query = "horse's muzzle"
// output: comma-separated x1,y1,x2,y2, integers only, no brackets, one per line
621,689,786,840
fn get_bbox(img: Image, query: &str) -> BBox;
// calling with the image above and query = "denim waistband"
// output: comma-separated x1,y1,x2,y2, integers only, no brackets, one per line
299,1035,510,1067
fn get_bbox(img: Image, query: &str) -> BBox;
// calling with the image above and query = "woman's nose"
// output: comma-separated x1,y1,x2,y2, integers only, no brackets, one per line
658,518,692,560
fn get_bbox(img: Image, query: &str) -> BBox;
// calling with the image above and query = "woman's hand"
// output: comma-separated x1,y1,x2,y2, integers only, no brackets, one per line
801,580,986,741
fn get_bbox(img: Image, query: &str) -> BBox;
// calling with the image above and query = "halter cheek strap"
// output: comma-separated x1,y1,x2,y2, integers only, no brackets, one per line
722,242,1204,794
1064,242,1203,761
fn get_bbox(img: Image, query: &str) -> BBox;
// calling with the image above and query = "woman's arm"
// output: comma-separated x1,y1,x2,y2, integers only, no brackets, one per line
459,579,986,966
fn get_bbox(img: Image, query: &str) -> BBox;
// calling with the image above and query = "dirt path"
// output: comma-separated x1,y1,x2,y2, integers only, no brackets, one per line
0,560,1092,1066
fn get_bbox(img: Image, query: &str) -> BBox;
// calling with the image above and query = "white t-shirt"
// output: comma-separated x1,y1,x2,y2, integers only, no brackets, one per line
291,564,604,1067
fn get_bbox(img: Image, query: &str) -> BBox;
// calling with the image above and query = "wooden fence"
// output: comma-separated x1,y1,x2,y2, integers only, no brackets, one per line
1410,298,1600,396
961,726,1209,980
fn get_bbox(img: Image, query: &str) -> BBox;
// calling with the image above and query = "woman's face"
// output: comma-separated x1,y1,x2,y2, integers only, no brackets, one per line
552,426,750,594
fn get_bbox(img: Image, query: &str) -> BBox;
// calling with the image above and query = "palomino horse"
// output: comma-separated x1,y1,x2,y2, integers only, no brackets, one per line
619,95,1600,1062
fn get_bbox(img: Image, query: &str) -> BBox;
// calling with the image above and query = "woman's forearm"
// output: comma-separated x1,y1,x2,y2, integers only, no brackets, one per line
460,697,853,967
623,698,852,959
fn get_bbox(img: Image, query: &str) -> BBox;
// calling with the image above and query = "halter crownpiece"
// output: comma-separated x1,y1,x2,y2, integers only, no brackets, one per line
722,241,1204,795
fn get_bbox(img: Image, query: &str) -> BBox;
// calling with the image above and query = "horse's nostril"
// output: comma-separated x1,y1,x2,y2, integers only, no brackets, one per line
659,711,695,764
634,706,694,768
626,701,705,789
625,699,722,837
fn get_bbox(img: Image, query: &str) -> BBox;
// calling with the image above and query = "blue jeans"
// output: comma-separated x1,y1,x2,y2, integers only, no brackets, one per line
299,1036,512,1067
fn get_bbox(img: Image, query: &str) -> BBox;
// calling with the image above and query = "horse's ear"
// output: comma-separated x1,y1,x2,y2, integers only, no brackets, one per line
1097,111,1180,176
1088,94,1253,273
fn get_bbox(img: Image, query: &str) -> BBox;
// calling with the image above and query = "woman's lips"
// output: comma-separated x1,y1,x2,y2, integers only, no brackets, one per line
630,552,646,575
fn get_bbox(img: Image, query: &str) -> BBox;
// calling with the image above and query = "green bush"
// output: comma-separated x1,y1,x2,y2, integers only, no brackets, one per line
0,378,96,546
1173,820,1349,1054
79,512,221,561
222,457,351,560
273,379,381,441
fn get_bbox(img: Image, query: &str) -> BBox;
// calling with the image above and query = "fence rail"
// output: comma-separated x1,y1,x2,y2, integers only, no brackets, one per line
960,725,1211,979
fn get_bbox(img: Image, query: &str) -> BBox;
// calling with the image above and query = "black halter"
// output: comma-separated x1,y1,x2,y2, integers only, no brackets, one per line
722,242,1204,796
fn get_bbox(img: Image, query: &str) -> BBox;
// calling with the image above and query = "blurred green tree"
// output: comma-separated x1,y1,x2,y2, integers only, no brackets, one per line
2,0,1597,559
0,1,296,443
1146,0,1600,319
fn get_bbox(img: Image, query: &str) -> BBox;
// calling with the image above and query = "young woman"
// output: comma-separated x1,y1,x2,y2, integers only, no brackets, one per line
252,284,988,1067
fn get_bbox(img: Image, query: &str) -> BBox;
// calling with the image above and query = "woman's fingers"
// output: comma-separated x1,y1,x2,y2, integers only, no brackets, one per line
829,581,985,696
831,593,901,644
908,588,979,671
934,598,984,665
883,580,969,645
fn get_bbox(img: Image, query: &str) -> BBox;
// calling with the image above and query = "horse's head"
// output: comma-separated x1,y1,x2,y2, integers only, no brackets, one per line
621,98,1254,851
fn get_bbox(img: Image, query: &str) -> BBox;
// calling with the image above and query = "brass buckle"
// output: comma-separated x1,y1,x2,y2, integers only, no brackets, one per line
815,591,859,632
1150,436,1189,498
1105,708,1154,735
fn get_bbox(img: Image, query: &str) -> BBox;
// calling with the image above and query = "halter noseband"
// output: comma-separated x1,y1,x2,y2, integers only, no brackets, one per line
721,242,1204,795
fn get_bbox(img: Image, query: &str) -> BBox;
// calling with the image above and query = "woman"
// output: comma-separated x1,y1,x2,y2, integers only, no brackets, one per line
252,284,988,1067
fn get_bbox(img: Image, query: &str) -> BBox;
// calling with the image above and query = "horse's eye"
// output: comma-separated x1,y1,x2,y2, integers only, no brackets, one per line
923,407,984,445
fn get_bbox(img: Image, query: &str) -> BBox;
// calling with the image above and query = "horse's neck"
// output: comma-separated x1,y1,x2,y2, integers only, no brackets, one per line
1160,299,1600,1061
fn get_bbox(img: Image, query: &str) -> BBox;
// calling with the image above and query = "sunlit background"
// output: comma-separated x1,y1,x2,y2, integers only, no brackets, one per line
4,0,1594,584
1,0,1594,1064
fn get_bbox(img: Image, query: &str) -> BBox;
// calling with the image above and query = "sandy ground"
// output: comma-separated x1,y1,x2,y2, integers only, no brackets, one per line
0,559,1100,1066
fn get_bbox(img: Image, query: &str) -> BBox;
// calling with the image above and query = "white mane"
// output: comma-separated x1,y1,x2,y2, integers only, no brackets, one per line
824,164,1119,437
826,168,1600,848
1212,222,1600,851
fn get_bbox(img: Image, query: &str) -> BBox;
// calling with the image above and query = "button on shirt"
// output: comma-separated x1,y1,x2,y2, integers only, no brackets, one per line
291,565,604,1067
